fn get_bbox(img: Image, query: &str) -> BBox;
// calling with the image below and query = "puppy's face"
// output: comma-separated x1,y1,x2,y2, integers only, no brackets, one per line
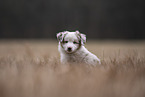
57,31,86,54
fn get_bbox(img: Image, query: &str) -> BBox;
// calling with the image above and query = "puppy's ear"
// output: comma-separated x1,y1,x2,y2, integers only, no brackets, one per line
56,32,64,42
57,31,68,42
80,33,86,45
76,30,86,45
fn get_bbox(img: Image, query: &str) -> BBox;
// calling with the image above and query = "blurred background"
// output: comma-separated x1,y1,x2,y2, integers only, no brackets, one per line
0,0,145,39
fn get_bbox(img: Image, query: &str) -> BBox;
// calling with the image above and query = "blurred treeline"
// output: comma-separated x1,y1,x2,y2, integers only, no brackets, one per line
0,0,145,39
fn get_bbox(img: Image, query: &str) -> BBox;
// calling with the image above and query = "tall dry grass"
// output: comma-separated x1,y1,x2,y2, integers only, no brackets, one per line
0,40,145,97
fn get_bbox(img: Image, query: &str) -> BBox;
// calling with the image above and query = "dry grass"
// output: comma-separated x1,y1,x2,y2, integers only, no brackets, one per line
0,40,145,97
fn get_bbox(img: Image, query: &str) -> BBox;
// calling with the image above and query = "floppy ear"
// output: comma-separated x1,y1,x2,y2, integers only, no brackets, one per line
80,33,86,45
76,30,86,45
56,31,68,42
56,32,64,42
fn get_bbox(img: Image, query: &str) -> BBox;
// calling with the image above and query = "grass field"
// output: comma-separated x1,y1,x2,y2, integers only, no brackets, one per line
0,40,145,97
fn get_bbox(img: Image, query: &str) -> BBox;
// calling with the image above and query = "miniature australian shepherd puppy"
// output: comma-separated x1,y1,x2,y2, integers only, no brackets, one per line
56,31,101,65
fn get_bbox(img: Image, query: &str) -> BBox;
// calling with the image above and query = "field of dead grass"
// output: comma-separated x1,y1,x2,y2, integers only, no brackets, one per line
0,40,145,97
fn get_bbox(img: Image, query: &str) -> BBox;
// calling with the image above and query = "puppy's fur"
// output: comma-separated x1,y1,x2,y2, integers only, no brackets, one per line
57,31,101,65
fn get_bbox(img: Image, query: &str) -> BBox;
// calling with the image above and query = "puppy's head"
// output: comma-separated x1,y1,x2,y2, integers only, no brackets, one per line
57,31,86,53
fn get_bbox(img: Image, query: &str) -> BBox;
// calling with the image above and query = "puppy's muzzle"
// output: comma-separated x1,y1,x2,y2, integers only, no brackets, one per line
67,47,72,52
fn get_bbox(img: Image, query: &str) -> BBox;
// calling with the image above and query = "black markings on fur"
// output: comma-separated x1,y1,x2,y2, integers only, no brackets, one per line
58,34,62,41
85,53,89,56
60,33,67,49
62,33,67,43
81,53,89,62
75,33,82,50
77,33,82,45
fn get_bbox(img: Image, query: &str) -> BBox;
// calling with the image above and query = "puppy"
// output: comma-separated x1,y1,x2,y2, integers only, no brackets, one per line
56,31,101,65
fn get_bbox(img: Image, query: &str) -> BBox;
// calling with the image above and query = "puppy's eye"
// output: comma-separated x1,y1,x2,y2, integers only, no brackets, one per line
73,41,78,44
63,41,68,43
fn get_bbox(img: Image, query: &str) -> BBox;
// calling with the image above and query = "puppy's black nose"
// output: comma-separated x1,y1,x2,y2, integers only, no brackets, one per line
67,47,72,52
